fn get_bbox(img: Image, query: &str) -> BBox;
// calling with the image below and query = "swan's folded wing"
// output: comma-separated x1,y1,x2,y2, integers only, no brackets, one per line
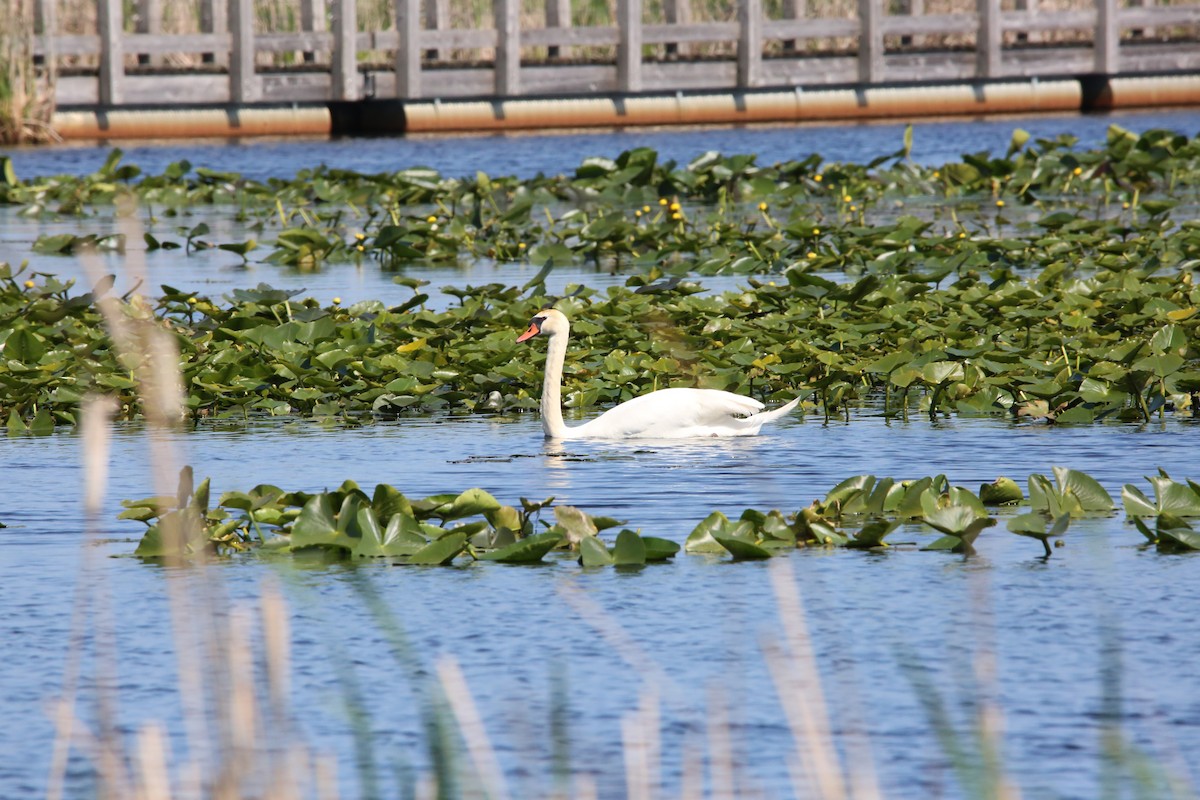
577,388,767,438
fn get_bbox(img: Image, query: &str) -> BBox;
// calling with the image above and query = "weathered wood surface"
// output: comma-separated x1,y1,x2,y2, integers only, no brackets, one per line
33,0,1200,109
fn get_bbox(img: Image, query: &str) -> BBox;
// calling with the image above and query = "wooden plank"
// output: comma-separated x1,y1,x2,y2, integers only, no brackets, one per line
496,0,521,96
977,0,999,78
332,0,358,100
1121,6,1200,27
858,0,882,83
422,28,498,49
642,22,738,44
97,0,124,106
395,0,421,97
229,0,258,102
517,63,614,94
37,34,100,56
879,13,976,36
1000,10,1094,32
522,26,617,48
1095,0,1118,74
254,32,332,52
763,18,859,40
737,0,762,89
643,60,737,90
618,0,643,92
125,32,231,53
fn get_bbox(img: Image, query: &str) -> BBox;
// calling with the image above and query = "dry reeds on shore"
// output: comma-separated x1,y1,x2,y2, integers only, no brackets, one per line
0,0,57,144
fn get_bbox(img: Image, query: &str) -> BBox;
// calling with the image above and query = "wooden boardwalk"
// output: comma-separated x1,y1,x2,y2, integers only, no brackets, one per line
30,0,1200,137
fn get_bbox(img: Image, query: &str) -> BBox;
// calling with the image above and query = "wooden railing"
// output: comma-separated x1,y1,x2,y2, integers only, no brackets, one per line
31,0,1200,108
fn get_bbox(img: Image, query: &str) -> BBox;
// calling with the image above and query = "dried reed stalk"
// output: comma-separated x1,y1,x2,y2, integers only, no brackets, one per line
0,0,57,144
49,210,331,800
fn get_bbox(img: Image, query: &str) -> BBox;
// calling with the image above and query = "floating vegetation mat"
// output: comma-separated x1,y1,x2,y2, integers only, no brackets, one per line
122,466,1200,562
2,125,1200,430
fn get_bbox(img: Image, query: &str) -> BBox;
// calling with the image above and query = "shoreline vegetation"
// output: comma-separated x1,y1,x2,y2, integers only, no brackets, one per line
9,128,1199,798
0,0,57,144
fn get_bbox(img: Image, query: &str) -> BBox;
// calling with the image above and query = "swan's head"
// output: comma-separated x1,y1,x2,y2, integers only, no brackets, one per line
516,309,568,342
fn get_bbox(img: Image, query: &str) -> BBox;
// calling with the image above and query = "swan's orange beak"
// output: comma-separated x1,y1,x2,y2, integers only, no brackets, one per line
516,321,541,343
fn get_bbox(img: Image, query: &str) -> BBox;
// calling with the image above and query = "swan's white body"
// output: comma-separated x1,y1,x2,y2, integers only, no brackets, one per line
517,309,800,439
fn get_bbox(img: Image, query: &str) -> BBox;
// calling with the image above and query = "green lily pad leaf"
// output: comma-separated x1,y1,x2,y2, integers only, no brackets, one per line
1122,473,1200,518
477,530,563,563
922,534,963,551
896,477,934,518
685,510,732,553
922,361,964,385
406,532,467,565
980,477,1023,505
372,483,413,521
846,518,899,549
713,534,772,560
578,535,615,567
921,504,987,536
485,504,522,532
1156,514,1200,552
351,506,388,557
1008,512,1049,536
119,506,159,522
1122,484,1158,517
641,536,681,562
1133,516,1158,543
555,505,598,545
612,529,647,566
134,525,167,557
1052,466,1115,513
291,494,349,550
434,488,501,521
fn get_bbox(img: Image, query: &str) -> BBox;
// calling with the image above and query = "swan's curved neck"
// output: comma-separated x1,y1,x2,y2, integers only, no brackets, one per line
540,327,571,438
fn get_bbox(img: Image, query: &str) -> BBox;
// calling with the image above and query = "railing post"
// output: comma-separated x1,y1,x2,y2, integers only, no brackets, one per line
495,0,521,96
97,0,125,106
1014,0,1036,43
396,0,421,97
617,0,643,92
857,0,882,83
976,0,1000,78
781,0,800,52
664,0,692,57
897,0,922,47
201,0,229,66
737,0,761,89
228,0,258,103
34,0,57,66
545,0,572,59
425,0,449,59
332,0,359,100
134,0,161,65
1095,0,1118,74
300,0,327,63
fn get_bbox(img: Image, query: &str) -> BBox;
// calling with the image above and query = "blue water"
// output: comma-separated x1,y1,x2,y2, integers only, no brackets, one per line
3,112,1200,799
2,107,1199,181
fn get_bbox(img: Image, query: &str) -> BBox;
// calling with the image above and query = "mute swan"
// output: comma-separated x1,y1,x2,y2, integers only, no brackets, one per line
516,309,800,439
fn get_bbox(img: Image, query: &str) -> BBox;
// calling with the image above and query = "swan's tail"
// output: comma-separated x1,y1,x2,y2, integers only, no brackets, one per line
740,395,801,433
